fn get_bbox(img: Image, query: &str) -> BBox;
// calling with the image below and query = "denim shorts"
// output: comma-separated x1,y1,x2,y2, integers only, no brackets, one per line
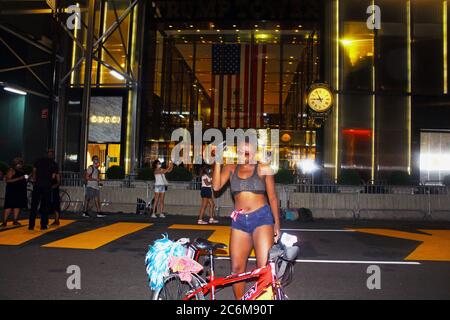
200,187,212,199
154,185,166,193
231,205,274,234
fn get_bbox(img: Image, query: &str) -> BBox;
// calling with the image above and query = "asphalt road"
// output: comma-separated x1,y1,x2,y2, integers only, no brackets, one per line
0,212,449,300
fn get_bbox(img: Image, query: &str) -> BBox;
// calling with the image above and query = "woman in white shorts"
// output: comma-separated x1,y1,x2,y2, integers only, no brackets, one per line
151,159,173,218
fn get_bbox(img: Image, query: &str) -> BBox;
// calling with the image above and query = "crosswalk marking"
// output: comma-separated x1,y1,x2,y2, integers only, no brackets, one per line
0,219,74,246
43,222,152,250
351,228,450,261
1,220,449,262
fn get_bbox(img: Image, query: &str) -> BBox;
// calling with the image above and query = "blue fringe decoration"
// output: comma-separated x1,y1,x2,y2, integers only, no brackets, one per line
145,234,187,291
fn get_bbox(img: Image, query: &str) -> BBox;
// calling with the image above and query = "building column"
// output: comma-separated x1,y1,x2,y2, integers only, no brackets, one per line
79,0,96,172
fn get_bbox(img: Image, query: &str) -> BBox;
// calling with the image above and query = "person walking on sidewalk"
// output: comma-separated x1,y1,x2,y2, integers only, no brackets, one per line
197,166,218,225
150,159,173,218
1,158,28,227
81,155,106,218
29,149,59,230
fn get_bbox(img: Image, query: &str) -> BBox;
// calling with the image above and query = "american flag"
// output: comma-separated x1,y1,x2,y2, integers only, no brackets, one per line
211,44,267,129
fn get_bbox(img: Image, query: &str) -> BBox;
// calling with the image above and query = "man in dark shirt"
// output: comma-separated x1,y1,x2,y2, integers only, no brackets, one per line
29,149,59,230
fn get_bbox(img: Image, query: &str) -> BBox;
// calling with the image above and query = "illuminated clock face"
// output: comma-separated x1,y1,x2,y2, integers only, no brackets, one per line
307,86,333,113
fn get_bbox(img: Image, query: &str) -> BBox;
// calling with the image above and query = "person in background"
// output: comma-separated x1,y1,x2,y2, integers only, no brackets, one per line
1,158,28,227
29,149,59,230
44,149,62,226
82,155,106,218
151,159,173,218
197,166,218,225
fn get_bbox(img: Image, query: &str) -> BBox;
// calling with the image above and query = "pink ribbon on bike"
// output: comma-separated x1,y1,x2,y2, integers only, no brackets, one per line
168,256,203,283
230,209,244,222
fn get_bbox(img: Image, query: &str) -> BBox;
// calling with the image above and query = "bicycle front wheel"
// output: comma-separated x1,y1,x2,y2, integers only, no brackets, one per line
59,190,71,213
152,273,205,300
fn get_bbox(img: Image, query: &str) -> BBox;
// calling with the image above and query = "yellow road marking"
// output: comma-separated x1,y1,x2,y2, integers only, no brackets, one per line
0,219,29,231
169,224,256,257
0,219,74,246
43,222,152,250
351,228,450,261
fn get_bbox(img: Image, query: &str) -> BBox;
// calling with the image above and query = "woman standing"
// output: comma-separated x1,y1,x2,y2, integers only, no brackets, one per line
151,160,173,218
1,158,28,227
210,142,280,299
197,166,218,225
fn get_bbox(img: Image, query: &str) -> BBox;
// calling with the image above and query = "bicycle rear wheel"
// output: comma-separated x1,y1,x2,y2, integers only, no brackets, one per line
152,273,205,300
59,190,71,213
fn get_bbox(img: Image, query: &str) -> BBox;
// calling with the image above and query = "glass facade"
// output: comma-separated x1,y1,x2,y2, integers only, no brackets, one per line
62,0,140,172
54,0,450,181
420,131,450,181
141,18,321,168
70,0,133,87
324,0,450,182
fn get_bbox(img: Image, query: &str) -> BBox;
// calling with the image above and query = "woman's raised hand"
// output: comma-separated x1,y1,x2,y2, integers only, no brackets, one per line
203,144,218,164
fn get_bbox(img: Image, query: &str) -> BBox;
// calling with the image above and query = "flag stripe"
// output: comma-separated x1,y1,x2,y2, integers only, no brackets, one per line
252,45,259,128
256,47,262,128
258,45,267,128
244,45,250,128
226,75,232,128
219,74,224,128
211,75,216,127
235,73,241,128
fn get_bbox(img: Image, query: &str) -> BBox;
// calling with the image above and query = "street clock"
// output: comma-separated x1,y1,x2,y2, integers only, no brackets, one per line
307,83,334,113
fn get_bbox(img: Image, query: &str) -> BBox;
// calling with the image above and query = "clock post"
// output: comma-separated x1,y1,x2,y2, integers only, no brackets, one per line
305,83,335,184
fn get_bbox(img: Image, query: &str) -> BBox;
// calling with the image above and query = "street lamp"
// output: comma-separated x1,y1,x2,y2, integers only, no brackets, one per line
4,87,27,95
296,159,319,184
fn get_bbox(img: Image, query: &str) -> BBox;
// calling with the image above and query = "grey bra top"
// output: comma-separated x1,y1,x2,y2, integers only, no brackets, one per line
230,164,266,196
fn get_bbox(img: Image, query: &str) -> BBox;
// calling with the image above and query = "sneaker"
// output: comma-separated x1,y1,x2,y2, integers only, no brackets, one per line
96,214,106,218
209,218,219,224
50,221,60,226
28,226,34,231
159,213,166,218
13,221,22,226
150,214,157,218
40,226,48,230
1,222,7,228
81,213,90,218
197,220,208,225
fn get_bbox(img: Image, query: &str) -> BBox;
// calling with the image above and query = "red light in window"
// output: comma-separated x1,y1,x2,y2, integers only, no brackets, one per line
342,129,372,137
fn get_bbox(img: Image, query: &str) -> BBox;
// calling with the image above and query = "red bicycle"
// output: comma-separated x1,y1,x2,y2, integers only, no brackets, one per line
152,236,299,300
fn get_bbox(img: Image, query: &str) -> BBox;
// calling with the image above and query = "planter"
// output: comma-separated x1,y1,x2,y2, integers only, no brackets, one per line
391,186,415,195
168,181,191,190
132,181,152,188
338,186,363,194
101,180,124,187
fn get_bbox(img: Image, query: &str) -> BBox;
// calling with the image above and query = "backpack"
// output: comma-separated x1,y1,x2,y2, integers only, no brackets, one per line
297,208,314,222
284,209,299,221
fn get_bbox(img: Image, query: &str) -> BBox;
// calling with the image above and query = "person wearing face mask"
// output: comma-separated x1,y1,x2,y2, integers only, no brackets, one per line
1,158,28,227
81,155,106,218
197,165,218,225
150,159,173,218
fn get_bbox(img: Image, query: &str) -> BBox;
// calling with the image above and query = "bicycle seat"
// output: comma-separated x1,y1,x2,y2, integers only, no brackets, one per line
194,238,227,251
